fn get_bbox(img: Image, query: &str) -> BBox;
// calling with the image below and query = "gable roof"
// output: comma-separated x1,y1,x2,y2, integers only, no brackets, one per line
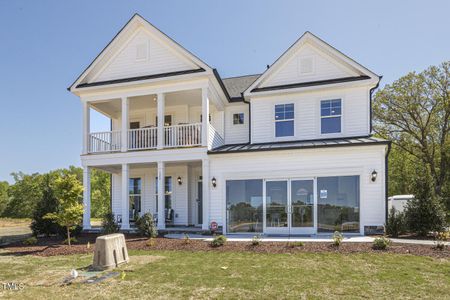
244,31,379,96
68,14,212,92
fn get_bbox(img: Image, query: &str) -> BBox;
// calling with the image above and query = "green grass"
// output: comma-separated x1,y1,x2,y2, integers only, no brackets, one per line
0,249,448,299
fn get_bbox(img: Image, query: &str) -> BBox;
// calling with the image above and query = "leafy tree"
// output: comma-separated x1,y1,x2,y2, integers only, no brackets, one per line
30,174,60,236
0,181,9,216
44,174,83,246
91,169,110,218
374,61,449,213
4,172,43,218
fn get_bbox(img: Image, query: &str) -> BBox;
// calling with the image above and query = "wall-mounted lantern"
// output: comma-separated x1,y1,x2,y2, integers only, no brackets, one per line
371,170,378,182
211,177,217,188
177,176,182,185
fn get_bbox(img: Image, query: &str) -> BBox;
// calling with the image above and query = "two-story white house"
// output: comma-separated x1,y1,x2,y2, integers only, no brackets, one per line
69,14,390,236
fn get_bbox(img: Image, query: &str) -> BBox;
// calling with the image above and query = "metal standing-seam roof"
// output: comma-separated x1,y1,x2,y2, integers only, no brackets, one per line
208,136,390,154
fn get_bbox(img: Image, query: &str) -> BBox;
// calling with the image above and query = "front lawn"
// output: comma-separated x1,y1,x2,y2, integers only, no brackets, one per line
0,249,448,299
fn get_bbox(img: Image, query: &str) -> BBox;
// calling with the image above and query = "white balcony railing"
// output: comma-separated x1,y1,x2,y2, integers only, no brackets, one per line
164,123,202,148
89,131,121,153
87,123,204,153
128,127,157,150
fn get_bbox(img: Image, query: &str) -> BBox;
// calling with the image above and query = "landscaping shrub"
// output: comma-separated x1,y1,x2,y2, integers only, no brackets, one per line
404,195,447,236
385,207,406,237
251,234,262,246
22,236,37,245
135,213,158,238
332,231,344,246
373,236,391,250
101,211,120,234
434,230,449,250
63,237,78,245
211,235,227,247
287,241,305,248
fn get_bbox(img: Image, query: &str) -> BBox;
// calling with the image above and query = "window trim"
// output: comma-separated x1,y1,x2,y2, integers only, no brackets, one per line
232,113,245,125
320,98,344,135
274,103,295,138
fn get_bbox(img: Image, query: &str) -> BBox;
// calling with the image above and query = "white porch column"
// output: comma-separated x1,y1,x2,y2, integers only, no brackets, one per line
157,93,165,149
82,102,90,154
157,161,166,229
121,97,129,152
82,166,91,230
121,163,130,230
202,158,210,230
201,87,209,148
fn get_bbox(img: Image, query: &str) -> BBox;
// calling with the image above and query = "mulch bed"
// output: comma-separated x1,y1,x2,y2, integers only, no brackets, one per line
1,234,449,259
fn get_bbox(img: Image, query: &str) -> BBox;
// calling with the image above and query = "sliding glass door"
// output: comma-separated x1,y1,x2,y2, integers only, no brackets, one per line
264,179,316,234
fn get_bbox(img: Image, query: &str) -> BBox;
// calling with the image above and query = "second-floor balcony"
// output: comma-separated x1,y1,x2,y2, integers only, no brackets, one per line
88,123,204,153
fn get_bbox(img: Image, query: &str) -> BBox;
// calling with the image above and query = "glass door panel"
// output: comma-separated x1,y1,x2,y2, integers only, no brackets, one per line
291,180,314,228
265,181,288,228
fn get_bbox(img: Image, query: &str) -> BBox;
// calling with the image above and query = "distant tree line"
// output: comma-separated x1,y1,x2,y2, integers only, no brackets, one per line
0,166,110,219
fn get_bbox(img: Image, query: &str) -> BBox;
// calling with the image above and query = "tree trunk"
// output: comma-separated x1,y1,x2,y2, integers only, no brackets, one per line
67,226,71,247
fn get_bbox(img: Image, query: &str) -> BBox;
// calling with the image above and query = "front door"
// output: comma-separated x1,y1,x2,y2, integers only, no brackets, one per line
264,179,316,235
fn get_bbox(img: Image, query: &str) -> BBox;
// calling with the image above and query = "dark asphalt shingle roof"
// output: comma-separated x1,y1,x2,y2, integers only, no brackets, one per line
222,74,260,100
209,136,389,154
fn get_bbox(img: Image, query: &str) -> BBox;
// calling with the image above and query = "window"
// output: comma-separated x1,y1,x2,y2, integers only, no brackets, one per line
155,115,172,126
129,178,141,221
275,104,294,137
129,122,140,129
226,180,263,233
321,99,341,134
317,176,360,233
155,176,172,210
233,113,244,125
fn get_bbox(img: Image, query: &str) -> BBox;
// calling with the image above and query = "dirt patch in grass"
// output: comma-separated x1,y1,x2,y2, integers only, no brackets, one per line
1,234,449,259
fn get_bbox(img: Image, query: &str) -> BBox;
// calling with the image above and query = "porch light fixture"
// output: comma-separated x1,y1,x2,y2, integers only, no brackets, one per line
177,176,182,185
371,170,378,182
211,177,217,188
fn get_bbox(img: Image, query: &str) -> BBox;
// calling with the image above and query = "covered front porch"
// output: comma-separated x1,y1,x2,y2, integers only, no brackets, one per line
82,159,212,231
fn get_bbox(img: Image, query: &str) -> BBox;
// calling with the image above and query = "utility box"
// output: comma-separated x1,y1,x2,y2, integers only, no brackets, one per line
93,233,129,270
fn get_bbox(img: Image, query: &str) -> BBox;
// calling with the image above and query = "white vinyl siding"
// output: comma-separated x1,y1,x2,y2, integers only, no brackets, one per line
224,104,249,144
94,28,196,82
261,43,358,88
251,86,369,143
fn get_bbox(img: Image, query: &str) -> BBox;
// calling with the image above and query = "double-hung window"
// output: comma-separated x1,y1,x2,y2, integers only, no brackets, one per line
321,99,342,134
275,104,294,137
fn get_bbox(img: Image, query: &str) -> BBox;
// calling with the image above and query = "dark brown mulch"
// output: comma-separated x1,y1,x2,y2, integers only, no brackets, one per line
1,234,449,259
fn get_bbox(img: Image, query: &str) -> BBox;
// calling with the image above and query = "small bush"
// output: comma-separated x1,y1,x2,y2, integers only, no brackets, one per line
135,213,158,238
146,238,156,247
385,208,406,237
63,237,78,245
251,234,262,246
287,241,305,248
22,236,38,245
183,233,190,245
332,231,344,246
211,235,227,247
373,236,391,250
434,231,449,250
101,211,120,234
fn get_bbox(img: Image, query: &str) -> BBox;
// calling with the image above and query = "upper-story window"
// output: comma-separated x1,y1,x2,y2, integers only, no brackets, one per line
233,113,244,125
275,104,294,137
321,99,342,134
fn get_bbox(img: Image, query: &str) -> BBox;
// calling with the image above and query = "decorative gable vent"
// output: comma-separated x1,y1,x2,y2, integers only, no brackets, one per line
298,56,314,75
135,42,149,61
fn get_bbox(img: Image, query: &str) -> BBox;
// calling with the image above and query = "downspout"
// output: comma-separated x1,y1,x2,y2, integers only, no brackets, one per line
369,76,382,134
242,93,251,144
385,142,391,224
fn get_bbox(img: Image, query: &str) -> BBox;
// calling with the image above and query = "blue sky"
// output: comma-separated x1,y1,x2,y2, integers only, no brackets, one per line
0,0,449,182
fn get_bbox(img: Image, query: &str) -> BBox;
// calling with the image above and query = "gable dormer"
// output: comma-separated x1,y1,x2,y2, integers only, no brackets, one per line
245,32,379,95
